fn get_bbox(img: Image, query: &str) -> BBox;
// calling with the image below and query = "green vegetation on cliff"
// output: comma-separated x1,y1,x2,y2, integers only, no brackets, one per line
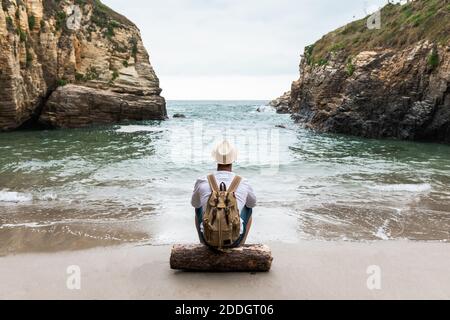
28,15,36,30
427,47,439,69
41,0,132,33
306,0,449,65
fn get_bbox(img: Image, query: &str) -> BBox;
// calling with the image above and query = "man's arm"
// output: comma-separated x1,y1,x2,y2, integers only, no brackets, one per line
245,184,257,208
191,179,202,208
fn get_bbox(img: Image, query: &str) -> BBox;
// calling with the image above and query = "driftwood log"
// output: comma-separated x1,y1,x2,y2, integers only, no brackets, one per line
170,244,273,272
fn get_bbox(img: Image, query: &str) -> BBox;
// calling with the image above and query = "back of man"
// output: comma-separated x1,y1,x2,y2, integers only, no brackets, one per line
191,170,256,214
191,140,256,248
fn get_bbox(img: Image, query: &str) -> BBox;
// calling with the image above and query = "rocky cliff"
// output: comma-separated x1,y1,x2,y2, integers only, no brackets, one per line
269,91,291,114
286,0,449,143
0,0,166,130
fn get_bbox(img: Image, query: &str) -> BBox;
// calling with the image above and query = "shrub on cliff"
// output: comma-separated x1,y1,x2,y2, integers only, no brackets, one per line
28,15,36,30
427,49,439,70
16,27,27,42
346,62,355,76
5,16,14,32
55,11,66,31
56,79,68,87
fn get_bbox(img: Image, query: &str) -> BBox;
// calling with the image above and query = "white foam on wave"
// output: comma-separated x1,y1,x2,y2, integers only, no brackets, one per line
116,125,165,133
0,190,33,203
37,193,58,201
369,183,432,193
375,220,391,240
0,222,52,229
249,105,276,114
0,191,58,203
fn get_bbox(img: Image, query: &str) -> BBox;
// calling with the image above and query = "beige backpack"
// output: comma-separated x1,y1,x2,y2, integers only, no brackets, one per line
203,174,242,249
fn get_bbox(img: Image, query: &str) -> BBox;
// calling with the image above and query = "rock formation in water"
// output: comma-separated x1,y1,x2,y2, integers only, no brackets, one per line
281,0,449,143
0,0,166,130
269,91,291,114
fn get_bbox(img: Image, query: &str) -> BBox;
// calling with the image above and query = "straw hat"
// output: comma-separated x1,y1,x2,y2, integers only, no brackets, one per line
211,140,238,165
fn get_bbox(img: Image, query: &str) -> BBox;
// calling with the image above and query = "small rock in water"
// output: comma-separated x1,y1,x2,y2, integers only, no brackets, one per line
173,113,186,118
276,124,287,129
256,108,262,113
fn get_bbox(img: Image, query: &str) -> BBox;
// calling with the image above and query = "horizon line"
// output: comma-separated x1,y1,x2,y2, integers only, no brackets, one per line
166,99,271,101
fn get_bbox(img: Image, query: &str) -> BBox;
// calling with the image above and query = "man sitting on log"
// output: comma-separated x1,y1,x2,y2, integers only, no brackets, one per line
191,140,257,249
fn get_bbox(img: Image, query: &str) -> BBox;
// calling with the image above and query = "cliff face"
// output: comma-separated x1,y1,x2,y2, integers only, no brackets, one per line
0,0,166,130
288,0,450,143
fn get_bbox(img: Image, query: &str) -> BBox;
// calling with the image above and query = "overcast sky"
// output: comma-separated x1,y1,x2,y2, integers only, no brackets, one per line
102,0,388,100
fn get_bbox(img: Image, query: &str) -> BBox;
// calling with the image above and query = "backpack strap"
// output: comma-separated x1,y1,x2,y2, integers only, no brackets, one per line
228,175,242,193
207,174,219,193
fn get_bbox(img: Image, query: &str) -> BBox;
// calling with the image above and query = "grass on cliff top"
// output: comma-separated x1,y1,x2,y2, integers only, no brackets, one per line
41,0,134,27
90,0,134,27
88,0,136,39
306,0,450,65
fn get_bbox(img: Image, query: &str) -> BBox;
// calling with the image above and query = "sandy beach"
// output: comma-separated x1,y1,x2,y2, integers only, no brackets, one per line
1,241,449,300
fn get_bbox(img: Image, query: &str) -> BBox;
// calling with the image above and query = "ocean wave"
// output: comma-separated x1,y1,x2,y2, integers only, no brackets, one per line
369,183,432,193
375,220,391,240
0,222,52,229
248,105,276,114
37,193,58,201
0,191,33,203
0,191,58,203
116,125,165,133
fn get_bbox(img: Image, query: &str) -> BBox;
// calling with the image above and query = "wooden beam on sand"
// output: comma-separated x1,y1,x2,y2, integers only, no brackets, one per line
170,244,273,272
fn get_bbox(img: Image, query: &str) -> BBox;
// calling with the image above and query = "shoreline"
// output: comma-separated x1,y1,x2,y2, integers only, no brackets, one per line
1,240,450,300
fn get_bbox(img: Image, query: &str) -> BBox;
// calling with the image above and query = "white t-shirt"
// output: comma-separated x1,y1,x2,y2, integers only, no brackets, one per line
191,171,257,213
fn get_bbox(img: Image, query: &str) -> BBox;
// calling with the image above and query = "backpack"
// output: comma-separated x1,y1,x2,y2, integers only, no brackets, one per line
203,174,242,249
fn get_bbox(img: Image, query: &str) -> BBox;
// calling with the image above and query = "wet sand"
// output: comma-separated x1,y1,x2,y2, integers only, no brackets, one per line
1,241,450,300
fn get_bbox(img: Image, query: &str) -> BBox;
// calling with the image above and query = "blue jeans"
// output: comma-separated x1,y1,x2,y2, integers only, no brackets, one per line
195,206,253,248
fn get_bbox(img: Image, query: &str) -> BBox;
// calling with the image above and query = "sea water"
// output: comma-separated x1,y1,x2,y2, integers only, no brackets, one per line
0,101,449,254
